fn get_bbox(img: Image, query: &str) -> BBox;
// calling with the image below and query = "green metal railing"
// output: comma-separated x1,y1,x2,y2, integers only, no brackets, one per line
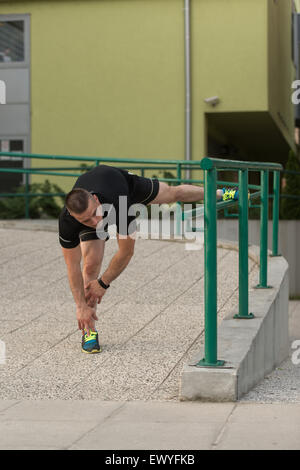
185,157,282,368
0,151,202,220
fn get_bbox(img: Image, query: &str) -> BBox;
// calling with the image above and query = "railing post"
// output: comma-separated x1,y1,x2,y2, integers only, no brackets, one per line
256,169,272,289
272,170,280,257
197,167,224,367
175,163,182,236
25,172,30,219
234,169,254,319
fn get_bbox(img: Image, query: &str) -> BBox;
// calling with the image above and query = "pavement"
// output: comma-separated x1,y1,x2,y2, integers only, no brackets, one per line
0,220,299,450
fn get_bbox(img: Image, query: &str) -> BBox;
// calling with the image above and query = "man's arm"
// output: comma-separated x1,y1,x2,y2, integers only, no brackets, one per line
85,234,135,303
62,245,85,306
101,233,135,285
61,245,98,332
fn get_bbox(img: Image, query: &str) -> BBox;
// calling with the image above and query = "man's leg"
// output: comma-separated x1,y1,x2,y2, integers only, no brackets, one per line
150,182,223,204
80,238,105,330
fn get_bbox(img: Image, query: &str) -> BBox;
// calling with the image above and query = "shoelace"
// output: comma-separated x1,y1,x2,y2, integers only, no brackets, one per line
223,188,236,200
84,331,97,342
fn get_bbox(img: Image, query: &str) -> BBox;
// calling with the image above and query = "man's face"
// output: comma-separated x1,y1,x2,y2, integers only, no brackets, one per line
70,194,103,228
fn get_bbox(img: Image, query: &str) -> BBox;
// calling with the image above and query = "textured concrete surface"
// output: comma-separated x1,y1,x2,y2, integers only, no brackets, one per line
0,223,259,400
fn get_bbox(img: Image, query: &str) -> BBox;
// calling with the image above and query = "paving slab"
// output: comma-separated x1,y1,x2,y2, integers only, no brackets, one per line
215,403,300,450
68,401,235,450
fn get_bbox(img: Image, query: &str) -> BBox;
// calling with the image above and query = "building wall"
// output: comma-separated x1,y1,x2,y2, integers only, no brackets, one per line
193,0,268,167
268,0,295,150
294,0,300,13
194,0,268,113
0,0,294,193
0,0,186,191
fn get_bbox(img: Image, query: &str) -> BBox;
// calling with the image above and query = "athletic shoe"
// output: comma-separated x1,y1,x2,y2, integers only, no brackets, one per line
81,330,101,354
222,187,239,201
222,187,250,201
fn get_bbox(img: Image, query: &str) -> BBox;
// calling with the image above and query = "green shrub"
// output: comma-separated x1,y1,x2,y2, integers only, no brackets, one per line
280,150,300,220
0,179,65,219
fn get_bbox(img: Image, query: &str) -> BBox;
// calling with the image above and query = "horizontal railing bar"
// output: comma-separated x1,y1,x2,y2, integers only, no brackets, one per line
0,168,81,177
216,190,261,212
0,153,285,173
182,190,261,219
0,168,272,193
217,183,262,190
0,152,204,166
22,165,187,171
3,190,294,203
27,167,94,171
0,193,65,198
201,157,282,171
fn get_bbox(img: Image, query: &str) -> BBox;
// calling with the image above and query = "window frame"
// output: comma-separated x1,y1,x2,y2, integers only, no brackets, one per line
0,14,30,69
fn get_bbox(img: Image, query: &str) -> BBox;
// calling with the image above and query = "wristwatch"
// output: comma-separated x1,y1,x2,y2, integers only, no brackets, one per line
97,277,110,289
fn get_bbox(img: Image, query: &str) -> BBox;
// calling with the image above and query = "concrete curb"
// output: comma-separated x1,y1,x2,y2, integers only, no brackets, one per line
180,243,290,401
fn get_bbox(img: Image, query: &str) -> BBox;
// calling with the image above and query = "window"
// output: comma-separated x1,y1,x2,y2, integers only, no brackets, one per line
0,20,24,63
0,139,24,192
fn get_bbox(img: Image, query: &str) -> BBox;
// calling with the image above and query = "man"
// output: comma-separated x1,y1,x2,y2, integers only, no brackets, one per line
59,164,237,353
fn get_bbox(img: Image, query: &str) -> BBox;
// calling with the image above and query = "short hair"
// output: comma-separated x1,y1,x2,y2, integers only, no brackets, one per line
65,188,93,214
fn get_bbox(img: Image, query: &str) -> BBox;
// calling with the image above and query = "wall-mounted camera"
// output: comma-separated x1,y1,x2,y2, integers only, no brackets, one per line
203,96,220,107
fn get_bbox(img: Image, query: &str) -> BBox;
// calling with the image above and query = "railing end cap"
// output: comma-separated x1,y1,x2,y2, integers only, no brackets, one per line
200,157,213,170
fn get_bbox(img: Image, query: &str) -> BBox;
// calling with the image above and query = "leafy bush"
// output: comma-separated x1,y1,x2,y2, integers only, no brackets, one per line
0,179,65,219
280,150,300,220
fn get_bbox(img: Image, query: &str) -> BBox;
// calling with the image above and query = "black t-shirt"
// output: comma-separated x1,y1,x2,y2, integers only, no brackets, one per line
59,165,139,248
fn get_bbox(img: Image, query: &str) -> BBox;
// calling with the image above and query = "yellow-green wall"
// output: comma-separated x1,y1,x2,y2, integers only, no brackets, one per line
193,0,268,162
195,0,268,112
0,0,295,192
0,0,186,191
294,0,300,12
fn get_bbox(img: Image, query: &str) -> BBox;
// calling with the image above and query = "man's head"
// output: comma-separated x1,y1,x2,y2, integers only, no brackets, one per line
65,188,102,228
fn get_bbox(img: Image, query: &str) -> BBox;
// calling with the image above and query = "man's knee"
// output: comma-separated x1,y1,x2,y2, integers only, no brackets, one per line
163,184,179,203
168,185,181,203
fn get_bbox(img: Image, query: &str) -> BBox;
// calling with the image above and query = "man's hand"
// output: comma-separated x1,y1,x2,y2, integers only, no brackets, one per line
85,280,106,305
76,304,98,334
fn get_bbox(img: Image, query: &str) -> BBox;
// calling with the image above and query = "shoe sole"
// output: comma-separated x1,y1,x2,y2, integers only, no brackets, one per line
82,346,102,354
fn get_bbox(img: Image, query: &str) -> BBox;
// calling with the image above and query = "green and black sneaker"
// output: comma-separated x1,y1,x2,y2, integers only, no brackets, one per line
222,187,239,201
81,330,102,354
222,187,250,201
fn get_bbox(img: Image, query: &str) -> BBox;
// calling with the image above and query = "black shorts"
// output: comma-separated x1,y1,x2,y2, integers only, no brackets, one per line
129,174,160,205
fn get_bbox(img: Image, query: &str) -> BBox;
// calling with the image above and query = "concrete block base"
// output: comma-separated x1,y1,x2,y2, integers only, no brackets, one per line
180,243,289,401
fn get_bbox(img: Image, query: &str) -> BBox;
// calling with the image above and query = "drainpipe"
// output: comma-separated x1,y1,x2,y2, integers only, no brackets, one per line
184,0,191,180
